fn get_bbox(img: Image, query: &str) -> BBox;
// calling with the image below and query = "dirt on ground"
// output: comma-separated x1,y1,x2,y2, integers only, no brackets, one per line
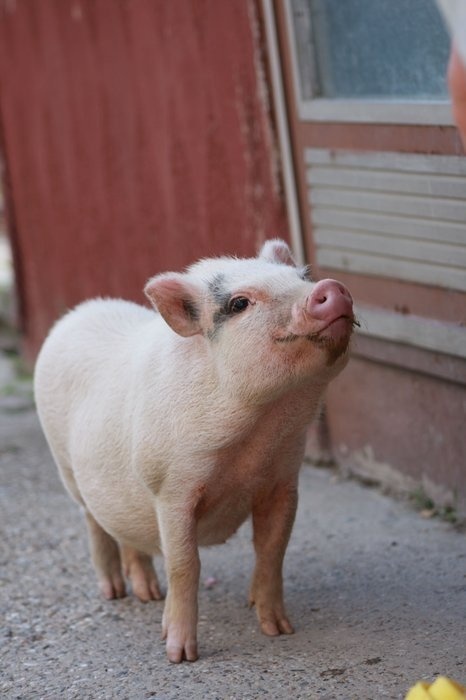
1,352,465,699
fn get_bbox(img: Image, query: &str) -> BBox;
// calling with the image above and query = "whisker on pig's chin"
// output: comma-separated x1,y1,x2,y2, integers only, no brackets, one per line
274,317,358,345
273,333,299,343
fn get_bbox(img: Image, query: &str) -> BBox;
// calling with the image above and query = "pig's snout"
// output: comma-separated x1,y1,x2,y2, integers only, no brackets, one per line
307,279,353,322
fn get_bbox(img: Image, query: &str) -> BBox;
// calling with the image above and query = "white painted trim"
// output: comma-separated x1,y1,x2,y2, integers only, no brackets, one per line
309,188,466,222
314,230,466,268
298,99,454,126
284,0,454,126
311,208,466,246
261,0,305,265
319,249,466,293
305,149,466,175
283,0,311,128
306,148,466,291
307,166,466,199
355,305,466,360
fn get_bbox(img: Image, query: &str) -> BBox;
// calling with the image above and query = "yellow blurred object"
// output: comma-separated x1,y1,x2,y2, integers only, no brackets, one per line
406,677,466,700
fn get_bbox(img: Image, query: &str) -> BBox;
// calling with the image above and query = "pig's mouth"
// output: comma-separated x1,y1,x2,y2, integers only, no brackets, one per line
318,314,359,338
275,315,359,344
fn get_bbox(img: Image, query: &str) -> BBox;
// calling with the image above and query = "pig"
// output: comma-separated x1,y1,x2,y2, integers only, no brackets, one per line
34,239,355,663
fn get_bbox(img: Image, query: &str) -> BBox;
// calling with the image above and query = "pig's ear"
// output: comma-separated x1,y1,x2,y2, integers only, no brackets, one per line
259,238,296,267
144,273,203,337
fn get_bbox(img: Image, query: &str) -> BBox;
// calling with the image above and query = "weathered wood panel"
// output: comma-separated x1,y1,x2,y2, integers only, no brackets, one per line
0,0,288,359
355,305,466,361
273,0,466,507
306,149,466,293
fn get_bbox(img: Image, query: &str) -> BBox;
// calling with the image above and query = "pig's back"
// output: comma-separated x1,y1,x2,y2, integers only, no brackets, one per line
35,298,155,386
44,297,154,349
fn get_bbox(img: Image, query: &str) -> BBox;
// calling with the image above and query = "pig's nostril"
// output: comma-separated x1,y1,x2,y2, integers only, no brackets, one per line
308,279,353,319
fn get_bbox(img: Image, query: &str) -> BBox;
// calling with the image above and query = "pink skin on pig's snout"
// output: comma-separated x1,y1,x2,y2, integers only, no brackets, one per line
306,279,354,345
307,278,353,324
288,278,354,345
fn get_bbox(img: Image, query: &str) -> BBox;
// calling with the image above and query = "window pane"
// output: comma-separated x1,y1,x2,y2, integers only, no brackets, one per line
292,0,450,100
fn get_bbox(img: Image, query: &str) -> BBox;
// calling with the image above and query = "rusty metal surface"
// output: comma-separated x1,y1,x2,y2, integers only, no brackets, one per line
0,0,288,359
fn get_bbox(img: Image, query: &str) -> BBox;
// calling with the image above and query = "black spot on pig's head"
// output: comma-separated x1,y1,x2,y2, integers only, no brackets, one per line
298,265,313,282
206,273,253,340
208,274,229,306
207,274,228,335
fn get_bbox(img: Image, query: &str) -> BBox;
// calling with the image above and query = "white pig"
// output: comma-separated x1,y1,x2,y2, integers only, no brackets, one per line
34,239,355,663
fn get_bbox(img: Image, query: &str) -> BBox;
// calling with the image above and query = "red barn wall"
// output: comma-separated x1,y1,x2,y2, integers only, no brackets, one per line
0,0,289,360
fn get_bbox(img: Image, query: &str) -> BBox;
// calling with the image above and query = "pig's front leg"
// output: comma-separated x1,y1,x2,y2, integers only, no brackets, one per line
157,499,200,663
249,478,298,636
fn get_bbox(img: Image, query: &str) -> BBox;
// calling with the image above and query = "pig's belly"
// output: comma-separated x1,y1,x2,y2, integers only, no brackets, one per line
82,477,251,554
83,487,161,556
196,496,253,546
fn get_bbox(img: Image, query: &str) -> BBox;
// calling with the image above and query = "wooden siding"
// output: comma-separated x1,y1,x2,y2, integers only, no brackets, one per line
355,305,466,361
273,0,466,507
0,0,289,360
306,149,466,293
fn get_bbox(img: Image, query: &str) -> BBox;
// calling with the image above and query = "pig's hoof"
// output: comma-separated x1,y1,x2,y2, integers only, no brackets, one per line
99,574,127,600
260,617,294,636
122,547,164,602
250,595,294,636
132,573,164,603
162,623,199,662
166,639,199,663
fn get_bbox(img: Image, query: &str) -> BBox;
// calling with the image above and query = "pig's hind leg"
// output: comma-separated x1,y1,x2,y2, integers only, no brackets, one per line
85,516,163,602
56,460,127,599
121,545,163,602
84,511,127,600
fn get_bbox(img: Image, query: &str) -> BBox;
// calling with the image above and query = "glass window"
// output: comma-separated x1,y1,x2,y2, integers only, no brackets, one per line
288,0,452,123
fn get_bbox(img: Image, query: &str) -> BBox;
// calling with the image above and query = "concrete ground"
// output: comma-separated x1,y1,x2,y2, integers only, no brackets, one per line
1,350,465,700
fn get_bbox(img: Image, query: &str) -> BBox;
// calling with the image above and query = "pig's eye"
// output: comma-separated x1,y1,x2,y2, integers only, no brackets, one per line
229,297,250,314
